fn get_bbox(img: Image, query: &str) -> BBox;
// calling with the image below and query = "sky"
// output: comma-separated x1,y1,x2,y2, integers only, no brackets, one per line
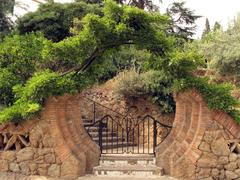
14,0,240,38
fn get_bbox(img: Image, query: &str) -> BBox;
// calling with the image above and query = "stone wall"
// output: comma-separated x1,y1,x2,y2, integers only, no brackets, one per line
0,94,100,179
1,88,240,180
156,90,240,180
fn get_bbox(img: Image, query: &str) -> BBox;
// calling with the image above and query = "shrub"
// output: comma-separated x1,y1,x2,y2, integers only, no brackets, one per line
114,69,175,113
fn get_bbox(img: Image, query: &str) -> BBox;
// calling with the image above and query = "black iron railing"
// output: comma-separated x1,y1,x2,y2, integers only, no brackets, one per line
86,114,172,155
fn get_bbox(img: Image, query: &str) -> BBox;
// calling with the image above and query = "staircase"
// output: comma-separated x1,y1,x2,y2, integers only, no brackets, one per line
93,154,164,177
83,118,135,152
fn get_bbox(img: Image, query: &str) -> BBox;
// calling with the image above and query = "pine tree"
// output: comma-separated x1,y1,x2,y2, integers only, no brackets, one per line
201,18,211,38
166,2,201,41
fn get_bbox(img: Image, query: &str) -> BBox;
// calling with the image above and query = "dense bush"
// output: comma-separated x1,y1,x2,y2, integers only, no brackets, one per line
114,70,175,113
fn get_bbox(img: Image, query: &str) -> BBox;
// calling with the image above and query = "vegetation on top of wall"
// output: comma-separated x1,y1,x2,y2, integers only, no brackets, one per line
173,76,240,122
0,70,78,123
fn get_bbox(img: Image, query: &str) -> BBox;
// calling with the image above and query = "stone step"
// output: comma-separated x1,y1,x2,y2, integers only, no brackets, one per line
89,132,117,138
100,154,155,166
82,119,95,124
92,136,123,143
93,164,164,176
97,142,136,149
87,127,108,132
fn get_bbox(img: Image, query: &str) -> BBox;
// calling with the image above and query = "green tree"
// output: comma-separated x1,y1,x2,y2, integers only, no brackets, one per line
202,18,211,38
75,0,161,11
0,0,15,38
196,16,240,85
16,2,102,42
166,2,201,41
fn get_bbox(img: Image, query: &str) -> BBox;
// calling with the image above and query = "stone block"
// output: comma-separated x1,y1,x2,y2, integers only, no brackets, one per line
1,151,16,161
29,129,42,148
19,162,30,175
211,168,219,177
199,142,211,152
224,162,238,171
203,132,214,144
16,147,34,162
0,160,8,172
235,169,240,176
229,153,238,162
197,152,218,168
44,154,55,164
29,162,37,173
48,164,60,177
198,168,211,179
218,156,229,165
9,162,20,173
225,170,239,179
211,137,230,156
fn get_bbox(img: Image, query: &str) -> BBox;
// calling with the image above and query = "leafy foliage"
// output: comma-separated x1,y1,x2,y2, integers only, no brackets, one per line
75,0,160,11
115,69,175,113
197,15,240,85
173,76,240,122
0,33,49,106
0,70,77,123
0,0,239,124
17,2,102,42
0,0,15,38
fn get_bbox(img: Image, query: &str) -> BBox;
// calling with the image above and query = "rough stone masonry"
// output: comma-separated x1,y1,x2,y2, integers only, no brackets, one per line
0,90,240,179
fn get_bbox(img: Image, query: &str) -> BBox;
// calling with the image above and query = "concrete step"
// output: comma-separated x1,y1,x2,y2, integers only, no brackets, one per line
87,127,108,132
92,136,123,143
98,142,136,149
93,164,164,176
90,132,117,138
100,154,155,166
82,119,94,124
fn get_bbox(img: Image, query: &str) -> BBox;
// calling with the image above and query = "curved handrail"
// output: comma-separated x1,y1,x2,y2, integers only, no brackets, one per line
86,114,125,132
80,95,126,117
137,115,172,129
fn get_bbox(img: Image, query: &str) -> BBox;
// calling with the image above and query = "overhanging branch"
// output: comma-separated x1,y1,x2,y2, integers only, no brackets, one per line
60,41,135,77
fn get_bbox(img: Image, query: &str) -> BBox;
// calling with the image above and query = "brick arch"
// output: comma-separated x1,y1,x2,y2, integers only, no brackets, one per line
42,94,101,178
156,90,240,179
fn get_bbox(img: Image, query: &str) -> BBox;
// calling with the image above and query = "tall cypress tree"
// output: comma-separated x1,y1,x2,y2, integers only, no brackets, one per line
202,18,211,38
